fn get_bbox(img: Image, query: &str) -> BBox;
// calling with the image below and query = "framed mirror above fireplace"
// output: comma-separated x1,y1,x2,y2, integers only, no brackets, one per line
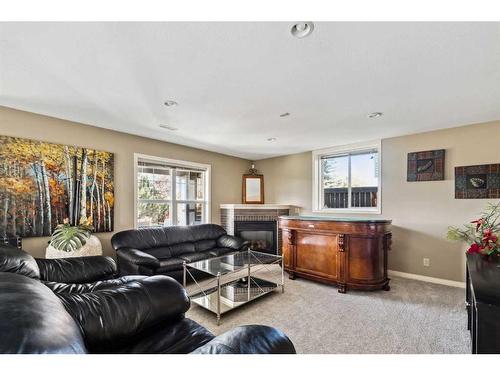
242,174,264,204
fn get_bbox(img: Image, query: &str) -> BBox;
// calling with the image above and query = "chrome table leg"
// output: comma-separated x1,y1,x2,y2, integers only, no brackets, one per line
183,261,187,288
217,272,221,325
247,250,251,301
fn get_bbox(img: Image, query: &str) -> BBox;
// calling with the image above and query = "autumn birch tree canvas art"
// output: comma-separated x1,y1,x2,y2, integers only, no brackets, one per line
0,135,114,238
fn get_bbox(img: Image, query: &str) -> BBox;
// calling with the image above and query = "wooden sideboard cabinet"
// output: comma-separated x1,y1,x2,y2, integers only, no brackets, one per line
278,216,392,293
466,253,500,354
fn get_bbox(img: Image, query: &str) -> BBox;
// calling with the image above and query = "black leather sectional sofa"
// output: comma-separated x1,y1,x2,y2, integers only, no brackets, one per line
0,244,295,354
111,224,247,280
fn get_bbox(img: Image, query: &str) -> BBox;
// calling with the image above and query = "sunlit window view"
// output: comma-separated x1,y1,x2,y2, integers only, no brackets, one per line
321,150,379,209
137,159,208,227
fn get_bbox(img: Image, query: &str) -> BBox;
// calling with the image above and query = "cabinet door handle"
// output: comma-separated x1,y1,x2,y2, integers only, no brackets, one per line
307,224,315,228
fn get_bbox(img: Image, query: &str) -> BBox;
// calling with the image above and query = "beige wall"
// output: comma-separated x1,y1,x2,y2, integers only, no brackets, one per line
2,104,499,282
257,120,500,282
0,106,249,258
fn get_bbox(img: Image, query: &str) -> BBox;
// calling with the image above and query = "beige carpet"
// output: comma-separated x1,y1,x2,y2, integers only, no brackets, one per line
186,275,470,354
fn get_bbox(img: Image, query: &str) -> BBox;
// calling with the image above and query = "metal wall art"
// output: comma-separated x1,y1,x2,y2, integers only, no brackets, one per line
407,149,445,182
455,163,500,199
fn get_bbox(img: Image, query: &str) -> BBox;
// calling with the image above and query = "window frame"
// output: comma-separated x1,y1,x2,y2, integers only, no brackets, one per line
134,153,211,228
312,140,382,214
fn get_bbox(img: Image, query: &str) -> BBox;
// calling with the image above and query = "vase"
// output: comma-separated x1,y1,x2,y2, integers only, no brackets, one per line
45,235,103,259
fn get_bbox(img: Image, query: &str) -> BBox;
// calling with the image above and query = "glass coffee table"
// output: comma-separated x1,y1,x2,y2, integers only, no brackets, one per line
183,249,284,325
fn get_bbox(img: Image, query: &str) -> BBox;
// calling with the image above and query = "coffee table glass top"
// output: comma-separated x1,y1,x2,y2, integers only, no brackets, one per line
186,250,280,277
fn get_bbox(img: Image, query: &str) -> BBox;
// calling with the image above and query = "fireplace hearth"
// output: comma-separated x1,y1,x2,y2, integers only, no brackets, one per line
220,204,295,255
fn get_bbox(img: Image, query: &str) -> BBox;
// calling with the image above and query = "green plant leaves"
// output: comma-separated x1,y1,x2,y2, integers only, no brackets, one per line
50,224,92,252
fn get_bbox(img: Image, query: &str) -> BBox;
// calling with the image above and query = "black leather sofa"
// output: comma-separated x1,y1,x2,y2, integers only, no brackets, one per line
111,224,246,280
0,245,296,354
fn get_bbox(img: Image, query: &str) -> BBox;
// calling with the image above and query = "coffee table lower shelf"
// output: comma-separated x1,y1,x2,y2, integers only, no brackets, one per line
190,277,280,323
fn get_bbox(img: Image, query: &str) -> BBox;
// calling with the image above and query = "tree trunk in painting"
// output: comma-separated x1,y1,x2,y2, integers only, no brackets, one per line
89,152,97,226
101,159,105,231
23,208,28,237
40,160,52,235
2,196,8,237
64,146,73,223
106,200,112,231
31,196,36,236
33,163,44,236
95,179,101,232
11,195,16,236
80,148,88,221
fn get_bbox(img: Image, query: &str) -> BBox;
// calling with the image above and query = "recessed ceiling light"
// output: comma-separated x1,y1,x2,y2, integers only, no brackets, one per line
368,112,383,118
159,124,178,131
291,22,314,39
164,100,178,107
267,137,277,142
280,112,290,117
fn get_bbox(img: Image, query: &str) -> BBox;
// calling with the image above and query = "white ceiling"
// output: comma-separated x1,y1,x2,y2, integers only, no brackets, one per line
1,22,500,160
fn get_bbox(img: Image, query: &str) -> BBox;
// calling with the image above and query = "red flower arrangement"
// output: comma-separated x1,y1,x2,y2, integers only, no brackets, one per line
447,202,500,256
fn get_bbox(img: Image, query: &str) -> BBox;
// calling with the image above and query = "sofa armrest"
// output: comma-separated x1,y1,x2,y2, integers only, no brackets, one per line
191,325,296,354
116,248,160,269
216,234,247,251
58,275,190,352
36,256,117,283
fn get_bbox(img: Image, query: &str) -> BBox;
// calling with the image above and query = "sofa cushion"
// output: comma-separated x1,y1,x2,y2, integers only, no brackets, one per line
111,227,172,250
36,256,117,283
208,247,236,257
195,239,217,252
191,325,296,354
58,275,190,353
144,246,172,259
116,318,215,354
170,242,195,256
178,252,214,263
162,226,196,246
190,224,226,242
157,258,185,273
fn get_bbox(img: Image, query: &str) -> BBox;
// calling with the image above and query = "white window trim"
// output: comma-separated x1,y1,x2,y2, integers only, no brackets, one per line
312,140,382,214
134,153,212,228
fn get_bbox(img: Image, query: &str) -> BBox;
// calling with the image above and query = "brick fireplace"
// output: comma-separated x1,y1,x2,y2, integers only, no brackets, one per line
220,204,295,255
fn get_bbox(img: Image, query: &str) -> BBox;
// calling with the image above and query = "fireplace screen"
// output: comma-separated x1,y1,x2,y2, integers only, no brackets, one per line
239,230,273,252
235,221,277,255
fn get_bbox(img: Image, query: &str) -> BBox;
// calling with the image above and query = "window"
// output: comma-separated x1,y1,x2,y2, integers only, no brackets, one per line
312,141,381,213
134,154,211,228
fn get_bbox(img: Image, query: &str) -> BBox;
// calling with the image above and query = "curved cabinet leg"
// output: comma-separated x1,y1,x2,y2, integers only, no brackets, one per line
288,272,296,280
338,284,347,294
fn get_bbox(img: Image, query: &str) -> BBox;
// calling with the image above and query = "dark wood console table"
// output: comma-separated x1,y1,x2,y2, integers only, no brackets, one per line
466,253,500,354
278,216,392,293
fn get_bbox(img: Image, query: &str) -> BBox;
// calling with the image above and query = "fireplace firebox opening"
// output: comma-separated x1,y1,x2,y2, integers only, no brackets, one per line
234,221,277,255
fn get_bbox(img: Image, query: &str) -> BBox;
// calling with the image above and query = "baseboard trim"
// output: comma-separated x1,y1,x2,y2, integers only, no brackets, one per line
388,270,465,289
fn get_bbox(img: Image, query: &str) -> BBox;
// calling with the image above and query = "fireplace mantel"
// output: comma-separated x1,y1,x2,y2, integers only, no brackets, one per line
220,204,295,210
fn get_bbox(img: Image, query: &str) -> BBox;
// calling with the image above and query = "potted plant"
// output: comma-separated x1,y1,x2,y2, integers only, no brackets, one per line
45,217,103,259
447,202,500,257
